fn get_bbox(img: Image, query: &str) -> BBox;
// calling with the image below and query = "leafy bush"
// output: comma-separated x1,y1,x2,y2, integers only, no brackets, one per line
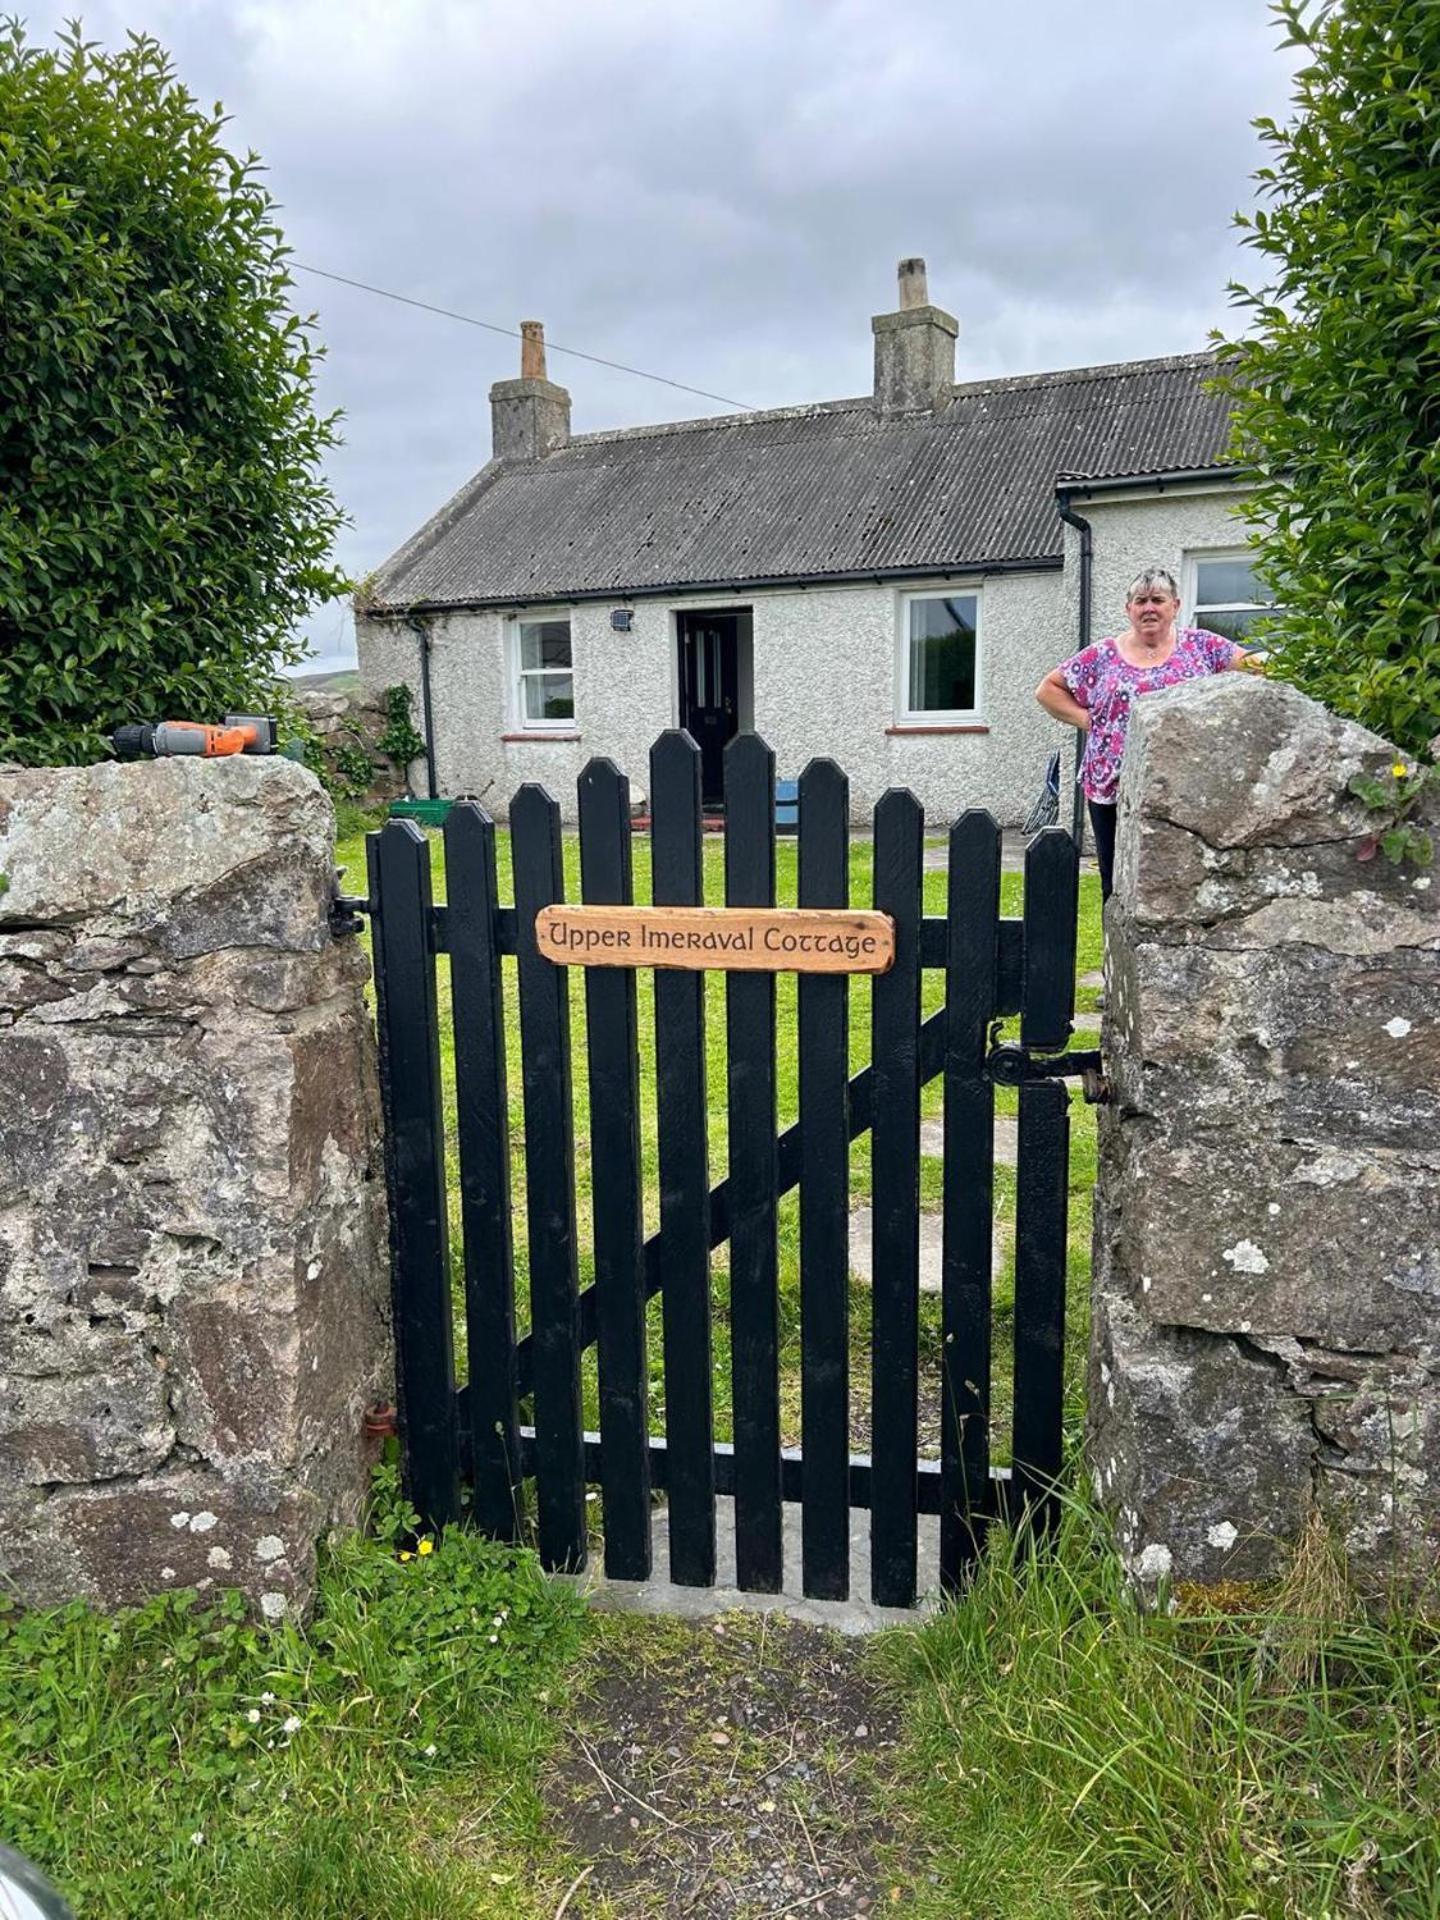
1218,0,1440,756
0,24,348,767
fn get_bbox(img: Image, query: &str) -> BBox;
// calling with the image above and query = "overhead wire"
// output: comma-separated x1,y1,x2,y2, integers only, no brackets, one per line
292,263,756,413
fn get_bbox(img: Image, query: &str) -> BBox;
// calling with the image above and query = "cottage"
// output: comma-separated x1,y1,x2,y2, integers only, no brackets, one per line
356,259,1269,822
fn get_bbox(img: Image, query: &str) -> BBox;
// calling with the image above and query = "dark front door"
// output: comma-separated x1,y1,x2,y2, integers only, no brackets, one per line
678,612,739,807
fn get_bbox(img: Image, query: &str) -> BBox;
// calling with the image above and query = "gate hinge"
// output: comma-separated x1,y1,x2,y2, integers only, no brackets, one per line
329,872,372,940
985,1040,1110,1104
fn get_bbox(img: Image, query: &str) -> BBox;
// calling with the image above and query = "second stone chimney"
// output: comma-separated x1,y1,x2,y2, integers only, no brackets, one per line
489,320,571,461
872,258,958,414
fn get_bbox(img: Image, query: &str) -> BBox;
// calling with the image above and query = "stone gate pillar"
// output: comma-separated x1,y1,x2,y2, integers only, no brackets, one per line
1090,675,1440,1588
0,756,392,1617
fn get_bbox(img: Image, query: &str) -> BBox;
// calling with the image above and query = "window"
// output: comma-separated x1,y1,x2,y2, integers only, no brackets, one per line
897,591,981,722
512,615,574,728
1186,550,1280,646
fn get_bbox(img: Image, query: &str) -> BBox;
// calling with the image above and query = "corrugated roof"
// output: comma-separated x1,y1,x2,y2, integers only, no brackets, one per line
372,350,1236,610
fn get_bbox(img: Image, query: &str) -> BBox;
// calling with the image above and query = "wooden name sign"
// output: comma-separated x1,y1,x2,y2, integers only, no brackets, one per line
534,905,896,974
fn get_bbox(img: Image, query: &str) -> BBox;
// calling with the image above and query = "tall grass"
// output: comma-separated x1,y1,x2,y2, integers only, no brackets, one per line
880,1497,1440,1917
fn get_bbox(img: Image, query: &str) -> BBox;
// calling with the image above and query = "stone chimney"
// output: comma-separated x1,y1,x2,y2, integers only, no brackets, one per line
489,320,571,461
872,257,958,413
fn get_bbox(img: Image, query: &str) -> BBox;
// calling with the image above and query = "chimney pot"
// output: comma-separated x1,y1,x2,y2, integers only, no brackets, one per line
872,257,957,413
520,319,547,381
489,321,571,461
897,257,928,310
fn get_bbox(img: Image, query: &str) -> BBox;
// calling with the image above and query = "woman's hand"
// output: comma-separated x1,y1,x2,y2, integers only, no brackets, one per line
1036,668,1091,730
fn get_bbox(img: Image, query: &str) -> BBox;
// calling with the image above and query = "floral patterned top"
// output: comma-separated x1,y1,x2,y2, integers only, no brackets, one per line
1060,628,1241,804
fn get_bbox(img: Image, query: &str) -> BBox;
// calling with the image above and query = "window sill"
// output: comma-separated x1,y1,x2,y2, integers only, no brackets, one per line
501,731,581,742
886,722,990,736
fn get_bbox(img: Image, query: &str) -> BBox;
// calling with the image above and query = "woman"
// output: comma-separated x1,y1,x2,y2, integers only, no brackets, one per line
1035,567,1245,899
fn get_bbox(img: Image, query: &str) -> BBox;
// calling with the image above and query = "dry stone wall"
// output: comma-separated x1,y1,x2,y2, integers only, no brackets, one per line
1090,675,1440,1590
292,679,416,807
0,756,392,1617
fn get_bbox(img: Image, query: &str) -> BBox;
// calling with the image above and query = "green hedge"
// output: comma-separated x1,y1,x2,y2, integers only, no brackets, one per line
0,24,348,766
1220,0,1440,757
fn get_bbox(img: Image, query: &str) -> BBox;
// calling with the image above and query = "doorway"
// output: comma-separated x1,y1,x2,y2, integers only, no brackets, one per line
677,608,750,808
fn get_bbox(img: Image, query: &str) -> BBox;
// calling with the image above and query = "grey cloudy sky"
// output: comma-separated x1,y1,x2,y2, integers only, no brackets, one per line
22,0,1300,667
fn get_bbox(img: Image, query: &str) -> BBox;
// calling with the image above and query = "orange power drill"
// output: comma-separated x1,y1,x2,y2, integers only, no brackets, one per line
110,716,278,759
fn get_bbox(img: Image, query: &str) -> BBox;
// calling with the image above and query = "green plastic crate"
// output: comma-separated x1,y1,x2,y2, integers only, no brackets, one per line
387,798,453,827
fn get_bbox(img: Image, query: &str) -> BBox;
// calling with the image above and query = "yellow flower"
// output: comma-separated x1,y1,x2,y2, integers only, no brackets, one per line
398,1550,413,1562
1393,763,1410,779
417,1538,435,1557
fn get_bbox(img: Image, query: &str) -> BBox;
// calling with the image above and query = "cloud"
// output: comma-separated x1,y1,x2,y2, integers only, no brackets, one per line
17,0,1299,665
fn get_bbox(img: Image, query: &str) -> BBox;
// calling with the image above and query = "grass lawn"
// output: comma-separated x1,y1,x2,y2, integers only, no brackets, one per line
334,818,1103,1463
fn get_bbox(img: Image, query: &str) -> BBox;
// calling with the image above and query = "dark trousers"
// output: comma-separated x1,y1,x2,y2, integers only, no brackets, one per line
1088,800,1117,901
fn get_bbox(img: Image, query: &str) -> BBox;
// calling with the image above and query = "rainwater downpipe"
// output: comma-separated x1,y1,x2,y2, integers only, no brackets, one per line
1055,488,1091,846
406,615,439,801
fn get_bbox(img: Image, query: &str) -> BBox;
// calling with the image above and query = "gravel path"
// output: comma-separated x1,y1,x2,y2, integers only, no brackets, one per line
543,1611,912,1917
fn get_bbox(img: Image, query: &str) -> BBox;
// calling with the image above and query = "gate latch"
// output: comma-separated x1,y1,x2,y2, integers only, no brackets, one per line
985,1039,1110,1105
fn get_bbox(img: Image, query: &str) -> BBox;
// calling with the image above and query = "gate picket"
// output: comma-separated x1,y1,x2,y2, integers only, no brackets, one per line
444,802,522,1541
650,730,716,1587
369,820,462,1534
798,758,851,1600
723,732,783,1593
511,783,587,1572
1012,828,1078,1529
869,788,924,1607
578,758,651,1581
939,811,1001,1590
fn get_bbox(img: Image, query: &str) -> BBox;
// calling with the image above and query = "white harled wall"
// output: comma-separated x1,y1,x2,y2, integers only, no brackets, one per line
1061,485,1255,645
354,485,1251,826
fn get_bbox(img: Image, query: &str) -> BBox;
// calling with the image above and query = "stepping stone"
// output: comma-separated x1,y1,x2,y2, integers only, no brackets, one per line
574,1494,942,1631
1071,1011,1102,1034
919,1114,1017,1164
1079,968,1104,990
848,1206,1007,1294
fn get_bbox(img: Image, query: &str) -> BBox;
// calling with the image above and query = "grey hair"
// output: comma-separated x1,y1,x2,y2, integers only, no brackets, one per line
1126,566,1179,601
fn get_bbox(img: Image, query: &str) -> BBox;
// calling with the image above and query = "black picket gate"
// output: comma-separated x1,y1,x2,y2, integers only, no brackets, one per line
365,730,1086,1610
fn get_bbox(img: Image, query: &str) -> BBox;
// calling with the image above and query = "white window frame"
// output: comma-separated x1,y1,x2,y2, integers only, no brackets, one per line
893,586,984,725
508,609,576,732
1182,547,1278,644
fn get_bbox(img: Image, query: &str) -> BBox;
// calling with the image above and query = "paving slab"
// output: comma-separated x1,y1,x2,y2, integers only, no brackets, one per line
922,829,1097,875
570,1494,941,1635
919,1113,1017,1164
848,1205,1008,1294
